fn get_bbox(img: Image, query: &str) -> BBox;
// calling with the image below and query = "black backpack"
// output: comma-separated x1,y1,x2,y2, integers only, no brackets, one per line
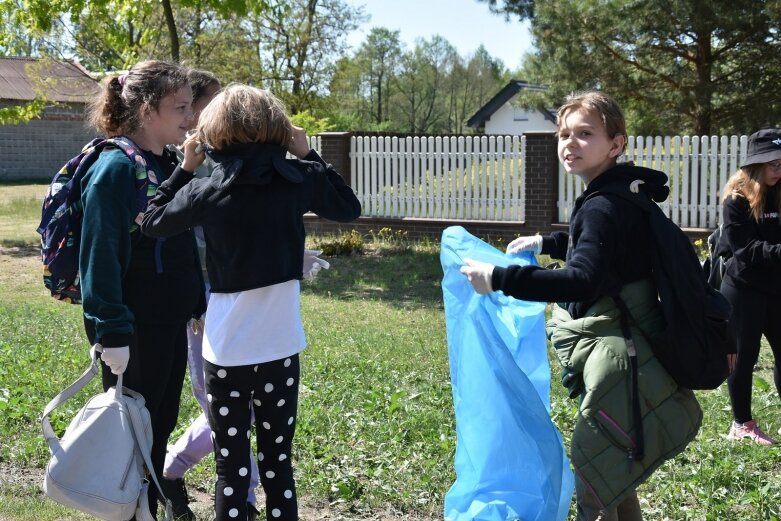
702,225,732,290
592,182,733,391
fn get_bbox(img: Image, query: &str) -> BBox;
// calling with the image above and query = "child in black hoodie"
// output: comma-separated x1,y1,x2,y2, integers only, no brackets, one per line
461,91,702,521
141,84,361,521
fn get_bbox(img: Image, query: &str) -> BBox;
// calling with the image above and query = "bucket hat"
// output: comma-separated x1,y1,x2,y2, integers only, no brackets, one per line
741,128,781,168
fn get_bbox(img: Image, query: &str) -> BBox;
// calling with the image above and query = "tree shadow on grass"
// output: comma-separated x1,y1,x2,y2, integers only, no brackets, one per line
0,242,39,258
301,248,446,309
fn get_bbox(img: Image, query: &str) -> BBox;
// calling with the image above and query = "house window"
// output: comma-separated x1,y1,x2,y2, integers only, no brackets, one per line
513,107,529,121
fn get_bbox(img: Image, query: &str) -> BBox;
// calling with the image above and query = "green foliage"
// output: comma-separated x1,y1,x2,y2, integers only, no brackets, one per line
312,229,365,256
289,109,334,135
329,28,507,133
0,99,48,125
513,0,781,135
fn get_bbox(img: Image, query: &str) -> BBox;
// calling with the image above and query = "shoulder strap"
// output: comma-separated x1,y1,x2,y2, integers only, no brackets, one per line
611,295,645,462
123,388,173,520
41,346,101,453
103,136,158,230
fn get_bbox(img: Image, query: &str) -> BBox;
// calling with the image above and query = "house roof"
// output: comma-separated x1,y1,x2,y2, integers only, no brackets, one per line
0,57,100,103
467,79,554,128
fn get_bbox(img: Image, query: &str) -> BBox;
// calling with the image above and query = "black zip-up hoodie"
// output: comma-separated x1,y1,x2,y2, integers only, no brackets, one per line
141,143,361,293
492,163,668,318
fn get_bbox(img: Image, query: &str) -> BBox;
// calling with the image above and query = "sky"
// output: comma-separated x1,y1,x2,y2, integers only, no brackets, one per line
344,0,534,71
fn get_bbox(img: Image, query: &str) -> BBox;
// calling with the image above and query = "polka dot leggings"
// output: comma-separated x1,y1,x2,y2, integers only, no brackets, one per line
205,355,299,521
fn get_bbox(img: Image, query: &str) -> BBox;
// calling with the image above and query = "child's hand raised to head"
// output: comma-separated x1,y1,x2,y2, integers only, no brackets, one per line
288,125,311,159
181,133,206,173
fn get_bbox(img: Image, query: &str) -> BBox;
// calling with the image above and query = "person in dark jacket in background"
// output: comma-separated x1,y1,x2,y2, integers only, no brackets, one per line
460,91,702,521
141,84,361,521
80,60,205,516
721,128,781,446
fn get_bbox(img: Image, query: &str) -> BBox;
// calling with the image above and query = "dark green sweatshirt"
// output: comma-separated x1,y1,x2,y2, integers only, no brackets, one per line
79,147,202,347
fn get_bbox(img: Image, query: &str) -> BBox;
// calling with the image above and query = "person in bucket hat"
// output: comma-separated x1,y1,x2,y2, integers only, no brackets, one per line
721,128,781,446
740,128,781,168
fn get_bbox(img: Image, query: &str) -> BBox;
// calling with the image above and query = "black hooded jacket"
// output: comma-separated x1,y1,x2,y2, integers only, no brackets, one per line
492,163,669,318
722,193,781,295
141,143,361,293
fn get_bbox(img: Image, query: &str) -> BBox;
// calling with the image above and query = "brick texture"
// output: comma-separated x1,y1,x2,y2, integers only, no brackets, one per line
0,103,98,181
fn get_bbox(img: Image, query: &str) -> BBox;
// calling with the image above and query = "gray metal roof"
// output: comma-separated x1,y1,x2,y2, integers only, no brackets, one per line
0,57,100,103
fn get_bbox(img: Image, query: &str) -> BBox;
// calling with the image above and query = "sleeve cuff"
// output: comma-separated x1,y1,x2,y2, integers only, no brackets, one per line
491,266,506,292
165,165,195,191
100,332,133,348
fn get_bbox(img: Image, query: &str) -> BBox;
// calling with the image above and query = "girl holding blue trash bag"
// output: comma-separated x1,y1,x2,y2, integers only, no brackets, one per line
460,91,702,521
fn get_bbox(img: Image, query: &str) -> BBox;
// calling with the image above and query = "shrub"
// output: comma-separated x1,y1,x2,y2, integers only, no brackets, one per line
313,229,364,256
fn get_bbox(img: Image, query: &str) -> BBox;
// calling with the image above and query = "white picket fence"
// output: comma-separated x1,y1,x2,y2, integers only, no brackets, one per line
349,134,749,229
350,135,526,221
559,135,749,228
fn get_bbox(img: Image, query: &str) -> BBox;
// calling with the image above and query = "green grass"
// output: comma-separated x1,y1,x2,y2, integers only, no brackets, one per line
1,183,781,520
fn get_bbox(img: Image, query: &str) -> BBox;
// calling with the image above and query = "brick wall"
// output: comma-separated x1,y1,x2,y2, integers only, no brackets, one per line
318,132,352,187
0,103,98,181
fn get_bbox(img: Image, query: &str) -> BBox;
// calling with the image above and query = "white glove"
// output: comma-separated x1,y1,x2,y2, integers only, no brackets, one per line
459,258,496,294
303,249,330,280
99,344,130,375
506,234,543,255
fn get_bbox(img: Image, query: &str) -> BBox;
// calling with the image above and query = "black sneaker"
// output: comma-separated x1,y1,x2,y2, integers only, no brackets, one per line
159,476,196,521
247,503,261,521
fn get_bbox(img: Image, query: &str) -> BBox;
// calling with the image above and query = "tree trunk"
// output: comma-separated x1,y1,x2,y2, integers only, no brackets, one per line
160,0,180,63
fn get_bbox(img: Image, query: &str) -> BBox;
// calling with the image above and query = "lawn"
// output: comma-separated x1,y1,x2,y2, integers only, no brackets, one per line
1,182,781,520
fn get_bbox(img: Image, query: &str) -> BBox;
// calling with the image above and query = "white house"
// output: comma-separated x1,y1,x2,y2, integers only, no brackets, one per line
467,79,556,135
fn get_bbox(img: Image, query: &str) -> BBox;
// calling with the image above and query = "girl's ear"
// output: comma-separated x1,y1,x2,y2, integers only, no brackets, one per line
609,134,626,158
139,102,153,123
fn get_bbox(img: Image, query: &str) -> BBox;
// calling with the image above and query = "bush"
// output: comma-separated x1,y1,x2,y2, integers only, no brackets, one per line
313,229,364,256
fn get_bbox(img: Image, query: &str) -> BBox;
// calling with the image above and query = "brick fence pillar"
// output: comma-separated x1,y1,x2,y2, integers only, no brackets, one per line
317,132,353,186
523,131,559,234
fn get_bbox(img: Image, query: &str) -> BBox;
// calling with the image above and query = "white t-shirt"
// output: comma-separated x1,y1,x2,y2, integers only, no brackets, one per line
202,280,306,367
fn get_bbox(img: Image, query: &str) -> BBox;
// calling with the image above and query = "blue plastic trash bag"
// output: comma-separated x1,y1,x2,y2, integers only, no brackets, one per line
441,226,574,521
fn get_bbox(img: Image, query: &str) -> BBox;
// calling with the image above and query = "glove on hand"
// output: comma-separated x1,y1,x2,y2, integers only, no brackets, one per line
561,368,584,399
459,258,495,294
99,344,130,375
506,235,543,255
303,249,330,280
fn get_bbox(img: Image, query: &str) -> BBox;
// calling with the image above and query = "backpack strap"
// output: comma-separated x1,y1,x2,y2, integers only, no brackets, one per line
41,346,101,453
122,387,173,520
611,294,645,462
102,136,158,231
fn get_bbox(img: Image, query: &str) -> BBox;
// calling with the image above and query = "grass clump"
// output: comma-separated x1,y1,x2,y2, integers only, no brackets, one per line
313,229,365,256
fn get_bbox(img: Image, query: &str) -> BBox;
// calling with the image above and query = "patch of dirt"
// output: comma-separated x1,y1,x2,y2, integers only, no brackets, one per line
0,464,437,521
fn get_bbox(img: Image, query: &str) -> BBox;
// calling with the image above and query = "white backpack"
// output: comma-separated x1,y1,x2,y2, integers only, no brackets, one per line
41,347,172,521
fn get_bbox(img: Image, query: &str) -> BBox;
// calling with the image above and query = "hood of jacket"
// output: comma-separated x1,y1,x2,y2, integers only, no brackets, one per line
586,162,670,203
205,142,305,189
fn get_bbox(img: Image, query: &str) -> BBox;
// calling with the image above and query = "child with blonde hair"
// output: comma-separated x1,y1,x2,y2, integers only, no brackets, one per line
461,91,702,520
141,84,361,521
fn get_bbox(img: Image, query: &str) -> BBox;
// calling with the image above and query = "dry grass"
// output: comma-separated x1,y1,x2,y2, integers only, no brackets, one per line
0,183,46,247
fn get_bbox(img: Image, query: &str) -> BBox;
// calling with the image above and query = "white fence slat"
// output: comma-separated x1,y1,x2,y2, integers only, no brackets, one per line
519,135,526,222
465,137,473,219
453,136,466,219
